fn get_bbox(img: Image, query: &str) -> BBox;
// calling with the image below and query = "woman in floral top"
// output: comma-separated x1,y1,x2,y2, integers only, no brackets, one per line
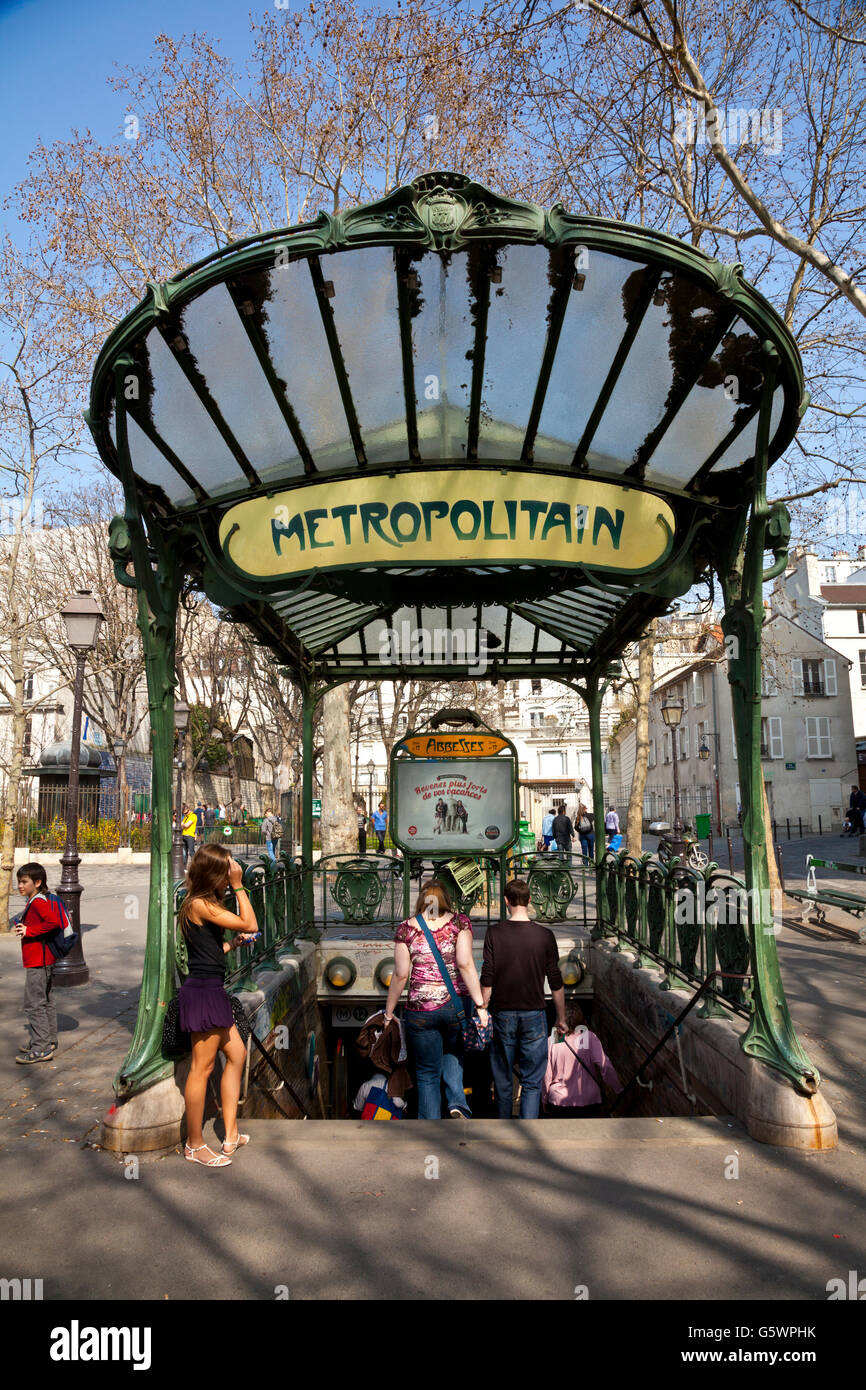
384,881,488,1119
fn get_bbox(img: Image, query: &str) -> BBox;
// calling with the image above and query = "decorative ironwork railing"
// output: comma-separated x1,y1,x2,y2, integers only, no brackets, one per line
312,852,404,930
595,848,751,1015
509,851,594,929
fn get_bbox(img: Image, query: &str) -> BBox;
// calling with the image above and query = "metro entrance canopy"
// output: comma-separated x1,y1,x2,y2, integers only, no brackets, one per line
86,172,816,1109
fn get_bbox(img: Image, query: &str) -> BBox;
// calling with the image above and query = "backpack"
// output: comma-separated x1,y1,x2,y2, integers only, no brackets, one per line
45,893,78,959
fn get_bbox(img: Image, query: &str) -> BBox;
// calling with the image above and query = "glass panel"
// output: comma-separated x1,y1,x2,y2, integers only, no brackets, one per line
535,253,650,466
587,275,681,473
143,328,250,495
505,612,537,652
180,282,301,482
257,260,356,472
126,414,196,506
335,631,362,655
709,386,785,473
645,316,766,486
319,247,407,466
411,252,474,459
478,244,553,460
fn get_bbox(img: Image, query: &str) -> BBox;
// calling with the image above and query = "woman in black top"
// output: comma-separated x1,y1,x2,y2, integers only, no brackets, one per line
178,843,259,1168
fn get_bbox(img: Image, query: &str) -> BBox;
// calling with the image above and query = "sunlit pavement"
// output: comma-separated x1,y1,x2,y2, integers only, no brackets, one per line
1,858,863,1299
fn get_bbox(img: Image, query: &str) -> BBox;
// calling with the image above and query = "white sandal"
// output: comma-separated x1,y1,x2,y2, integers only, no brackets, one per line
184,1142,232,1168
222,1133,250,1155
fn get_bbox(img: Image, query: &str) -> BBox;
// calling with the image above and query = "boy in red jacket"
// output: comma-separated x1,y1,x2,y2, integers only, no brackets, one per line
13,862,62,1064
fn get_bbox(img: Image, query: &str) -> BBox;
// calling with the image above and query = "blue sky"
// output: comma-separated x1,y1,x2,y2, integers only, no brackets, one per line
0,0,262,197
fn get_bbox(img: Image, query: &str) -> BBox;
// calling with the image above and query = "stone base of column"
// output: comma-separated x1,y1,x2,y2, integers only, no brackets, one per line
99,1073,185,1154
744,1056,837,1150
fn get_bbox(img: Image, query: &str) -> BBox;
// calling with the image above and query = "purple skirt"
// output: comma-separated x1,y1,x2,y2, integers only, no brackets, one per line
178,976,233,1033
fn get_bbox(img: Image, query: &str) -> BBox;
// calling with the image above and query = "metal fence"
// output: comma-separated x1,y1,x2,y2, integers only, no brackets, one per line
595,848,751,1016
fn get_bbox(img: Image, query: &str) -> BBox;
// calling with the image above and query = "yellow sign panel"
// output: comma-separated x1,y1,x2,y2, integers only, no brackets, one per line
219,471,675,579
400,734,508,758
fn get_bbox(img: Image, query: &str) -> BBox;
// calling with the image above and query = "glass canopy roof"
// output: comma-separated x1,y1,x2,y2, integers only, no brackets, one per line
88,172,806,681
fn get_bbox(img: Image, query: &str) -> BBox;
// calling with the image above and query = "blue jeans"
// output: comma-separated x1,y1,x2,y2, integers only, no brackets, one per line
266,839,279,861
490,1010,548,1118
579,832,595,860
405,1002,470,1119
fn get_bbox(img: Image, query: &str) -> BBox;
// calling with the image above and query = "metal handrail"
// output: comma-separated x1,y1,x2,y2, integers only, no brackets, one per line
608,970,754,1114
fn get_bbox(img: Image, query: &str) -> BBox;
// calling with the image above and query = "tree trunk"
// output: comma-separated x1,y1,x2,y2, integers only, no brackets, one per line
761,774,783,903
626,620,656,856
0,706,27,932
320,685,356,855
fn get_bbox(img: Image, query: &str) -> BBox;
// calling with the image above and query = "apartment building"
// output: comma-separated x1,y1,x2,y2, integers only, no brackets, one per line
610,614,858,833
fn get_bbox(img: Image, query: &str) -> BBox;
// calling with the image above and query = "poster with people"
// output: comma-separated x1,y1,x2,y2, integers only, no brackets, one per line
393,759,516,853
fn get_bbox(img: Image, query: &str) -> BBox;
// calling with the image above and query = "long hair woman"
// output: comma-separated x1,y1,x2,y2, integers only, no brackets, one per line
178,843,259,1167
384,881,488,1119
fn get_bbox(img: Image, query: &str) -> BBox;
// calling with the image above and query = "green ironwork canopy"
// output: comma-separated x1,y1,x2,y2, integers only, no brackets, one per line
87,171,805,681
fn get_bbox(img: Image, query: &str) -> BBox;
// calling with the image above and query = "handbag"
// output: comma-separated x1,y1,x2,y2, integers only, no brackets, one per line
231,994,251,1045
414,913,492,1051
161,995,190,1058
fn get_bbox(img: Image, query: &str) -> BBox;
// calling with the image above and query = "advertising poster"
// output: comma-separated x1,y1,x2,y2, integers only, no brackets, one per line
393,759,516,854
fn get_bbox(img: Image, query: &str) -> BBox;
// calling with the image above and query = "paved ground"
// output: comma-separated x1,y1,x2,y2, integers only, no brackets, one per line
0,852,864,1301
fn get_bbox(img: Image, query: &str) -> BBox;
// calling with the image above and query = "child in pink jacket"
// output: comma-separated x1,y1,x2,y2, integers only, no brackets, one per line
542,1004,622,1117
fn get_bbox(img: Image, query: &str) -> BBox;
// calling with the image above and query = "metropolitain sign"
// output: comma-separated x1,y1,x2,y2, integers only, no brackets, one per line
219,470,675,580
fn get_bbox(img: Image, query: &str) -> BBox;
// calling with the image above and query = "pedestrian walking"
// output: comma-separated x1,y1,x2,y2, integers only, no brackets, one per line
846,785,866,835
181,803,197,866
12,863,69,1064
542,1003,622,1117
203,802,216,831
356,802,369,854
551,806,574,861
178,844,260,1167
541,807,555,850
604,805,620,842
260,807,282,861
372,801,388,852
384,881,488,1119
481,878,566,1118
576,803,595,860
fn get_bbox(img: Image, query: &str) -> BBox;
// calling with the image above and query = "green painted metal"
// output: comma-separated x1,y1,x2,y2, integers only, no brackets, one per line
718,349,818,1094
329,857,388,924
301,678,315,929
108,368,183,1099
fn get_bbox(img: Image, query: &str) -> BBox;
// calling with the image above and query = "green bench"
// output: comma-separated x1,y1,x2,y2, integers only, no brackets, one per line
786,855,866,942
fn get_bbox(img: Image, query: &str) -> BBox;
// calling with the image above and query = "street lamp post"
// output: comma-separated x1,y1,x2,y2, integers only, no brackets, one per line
112,737,126,849
367,758,376,819
171,701,190,882
698,732,723,835
55,591,103,988
661,694,686,863
291,750,302,856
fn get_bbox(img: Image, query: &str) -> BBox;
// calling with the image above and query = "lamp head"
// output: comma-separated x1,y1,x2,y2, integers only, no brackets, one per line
174,700,190,734
61,590,103,651
661,695,684,729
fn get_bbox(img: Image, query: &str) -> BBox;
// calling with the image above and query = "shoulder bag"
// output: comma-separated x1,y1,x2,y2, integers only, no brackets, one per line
414,913,491,1051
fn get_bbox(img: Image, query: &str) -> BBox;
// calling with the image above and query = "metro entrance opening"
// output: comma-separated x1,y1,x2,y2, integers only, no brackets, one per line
86,170,834,1151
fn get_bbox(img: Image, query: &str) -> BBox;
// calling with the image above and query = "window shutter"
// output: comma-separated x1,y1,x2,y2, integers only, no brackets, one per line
769,717,783,759
824,659,837,696
681,724,689,759
792,658,804,695
821,717,832,757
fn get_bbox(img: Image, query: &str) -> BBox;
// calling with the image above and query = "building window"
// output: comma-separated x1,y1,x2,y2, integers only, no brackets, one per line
23,673,34,701
858,611,866,635
529,710,544,728
540,750,565,776
648,736,657,769
531,679,542,694
677,724,689,760
760,716,783,759
693,671,705,706
793,658,835,696
805,716,832,759
823,565,836,583
860,651,866,689
761,658,778,697
663,731,672,764
22,718,32,760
